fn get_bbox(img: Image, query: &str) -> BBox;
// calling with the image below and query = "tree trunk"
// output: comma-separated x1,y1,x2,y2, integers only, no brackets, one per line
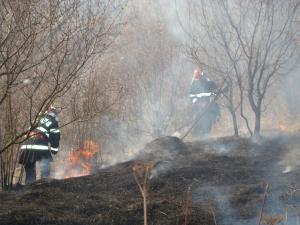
1,93,16,189
230,109,239,136
254,109,261,137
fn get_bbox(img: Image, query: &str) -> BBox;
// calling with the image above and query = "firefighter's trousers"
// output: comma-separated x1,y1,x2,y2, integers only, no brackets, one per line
24,158,51,185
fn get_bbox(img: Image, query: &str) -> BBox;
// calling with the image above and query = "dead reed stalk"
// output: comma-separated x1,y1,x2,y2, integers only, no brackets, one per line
183,186,191,225
132,161,154,225
258,183,269,225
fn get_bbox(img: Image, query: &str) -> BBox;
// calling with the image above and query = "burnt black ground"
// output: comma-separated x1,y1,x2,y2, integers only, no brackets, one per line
0,134,300,225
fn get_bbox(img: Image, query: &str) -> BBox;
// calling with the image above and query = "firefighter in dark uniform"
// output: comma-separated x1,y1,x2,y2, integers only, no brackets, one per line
19,105,60,184
189,67,218,100
189,67,220,137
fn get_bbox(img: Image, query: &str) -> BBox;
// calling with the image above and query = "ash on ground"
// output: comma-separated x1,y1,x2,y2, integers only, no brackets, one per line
1,134,300,225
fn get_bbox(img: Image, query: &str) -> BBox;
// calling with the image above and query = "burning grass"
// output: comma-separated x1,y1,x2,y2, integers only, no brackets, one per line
1,134,300,225
53,140,99,179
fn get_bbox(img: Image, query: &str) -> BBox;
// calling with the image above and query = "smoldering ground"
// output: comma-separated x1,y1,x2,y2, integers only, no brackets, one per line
12,1,299,225
3,133,300,225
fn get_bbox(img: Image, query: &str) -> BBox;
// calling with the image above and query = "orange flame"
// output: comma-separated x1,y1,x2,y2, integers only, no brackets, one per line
54,140,100,179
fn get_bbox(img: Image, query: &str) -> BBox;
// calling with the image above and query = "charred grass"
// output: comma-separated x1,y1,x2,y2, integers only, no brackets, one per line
0,134,300,225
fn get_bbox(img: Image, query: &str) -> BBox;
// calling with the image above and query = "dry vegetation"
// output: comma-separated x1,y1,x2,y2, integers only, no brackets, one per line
0,1,300,225
0,135,300,225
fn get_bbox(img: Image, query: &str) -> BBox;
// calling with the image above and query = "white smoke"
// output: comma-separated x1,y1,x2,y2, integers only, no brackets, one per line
278,138,300,173
149,161,172,179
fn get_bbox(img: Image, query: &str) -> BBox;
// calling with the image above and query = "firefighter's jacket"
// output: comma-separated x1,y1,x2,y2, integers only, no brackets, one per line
190,77,217,95
19,113,60,164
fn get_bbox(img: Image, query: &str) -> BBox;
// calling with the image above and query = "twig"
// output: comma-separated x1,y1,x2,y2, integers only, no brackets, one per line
285,207,288,225
132,162,154,225
159,210,168,216
210,205,218,225
184,186,191,225
258,183,269,225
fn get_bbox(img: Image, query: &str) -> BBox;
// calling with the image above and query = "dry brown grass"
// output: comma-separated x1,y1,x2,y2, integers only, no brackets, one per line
262,214,283,225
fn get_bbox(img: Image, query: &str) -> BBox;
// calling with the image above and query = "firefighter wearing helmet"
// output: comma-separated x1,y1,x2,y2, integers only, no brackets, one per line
19,105,61,184
190,67,217,98
189,67,220,137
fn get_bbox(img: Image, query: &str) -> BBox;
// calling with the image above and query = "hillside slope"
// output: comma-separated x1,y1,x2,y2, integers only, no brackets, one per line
1,134,300,225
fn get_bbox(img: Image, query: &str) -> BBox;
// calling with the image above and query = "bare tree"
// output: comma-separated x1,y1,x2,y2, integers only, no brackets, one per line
0,0,124,153
60,62,125,153
0,0,125,188
184,0,300,136
115,1,190,139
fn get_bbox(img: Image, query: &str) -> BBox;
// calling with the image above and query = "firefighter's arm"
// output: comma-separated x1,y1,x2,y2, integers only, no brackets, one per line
49,120,60,155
